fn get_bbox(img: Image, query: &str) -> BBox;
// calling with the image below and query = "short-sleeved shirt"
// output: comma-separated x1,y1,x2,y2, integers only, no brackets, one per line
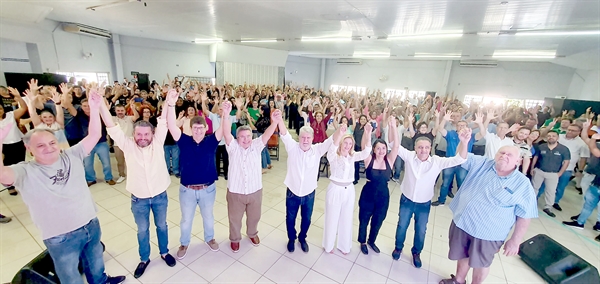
558,135,590,171
8,144,97,240
77,109,108,143
445,130,476,157
226,138,265,194
534,143,571,173
450,154,538,241
178,134,219,185
209,112,238,146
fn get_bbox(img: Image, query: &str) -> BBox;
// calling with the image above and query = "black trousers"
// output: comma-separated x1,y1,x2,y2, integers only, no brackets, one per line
357,198,390,244
216,144,229,177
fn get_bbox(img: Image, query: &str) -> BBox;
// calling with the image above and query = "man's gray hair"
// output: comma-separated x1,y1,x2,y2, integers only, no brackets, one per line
299,126,314,136
22,128,56,145
414,136,432,146
133,120,155,133
236,125,252,136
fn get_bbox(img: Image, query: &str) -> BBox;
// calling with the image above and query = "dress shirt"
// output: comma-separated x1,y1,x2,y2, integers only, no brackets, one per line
112,116,134,137
226,138,265,195
107,118,171,198
397,147,466,203
450,154,538,241
326,143,372,184
483,132,515,159
558,134,590,171
281,133,332,197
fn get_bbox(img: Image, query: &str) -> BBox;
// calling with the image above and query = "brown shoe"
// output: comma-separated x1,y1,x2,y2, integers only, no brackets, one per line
206,239,220,252
250,236,260,246
439,274,465,284
176,245,188,259
106,180,116,185
230,241,240,253
87,181,97,187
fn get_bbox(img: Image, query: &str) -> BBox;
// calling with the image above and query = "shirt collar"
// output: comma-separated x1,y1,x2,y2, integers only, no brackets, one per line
413,154,432,163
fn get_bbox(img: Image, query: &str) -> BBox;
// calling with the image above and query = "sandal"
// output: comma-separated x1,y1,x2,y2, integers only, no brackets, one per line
439,274,464,284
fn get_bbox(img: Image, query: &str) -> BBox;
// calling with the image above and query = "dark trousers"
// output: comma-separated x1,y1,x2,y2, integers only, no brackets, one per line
354,162,361,183
395,194,431,254
216,144,229,177
357,197,389,244
285,189,315,241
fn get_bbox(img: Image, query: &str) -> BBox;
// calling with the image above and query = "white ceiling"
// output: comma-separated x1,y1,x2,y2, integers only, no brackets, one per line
2,0,600,64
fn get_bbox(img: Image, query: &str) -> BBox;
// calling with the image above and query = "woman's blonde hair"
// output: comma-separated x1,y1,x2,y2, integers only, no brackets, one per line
336,134,356,156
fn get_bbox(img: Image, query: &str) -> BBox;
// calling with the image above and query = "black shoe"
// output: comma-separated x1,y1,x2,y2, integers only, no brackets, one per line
287,240,295,253
392,249,401,260
595,235,600,242
431,201,445,207
593,222,600,232
224,175,228,180
175,174,180,179
360,243,368,255
562,220,584,229
367,242,380,254
299,239,309,253
353,181,359,185
412,253,422,268
571,214,580,221
543,208,556,218
133,260,150,278
553,203,563,211
576,187,583,195
161,253,176,267
106,275,126,284
447,191,454,198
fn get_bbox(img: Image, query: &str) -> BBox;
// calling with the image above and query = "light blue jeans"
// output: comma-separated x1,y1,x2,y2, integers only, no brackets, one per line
438,165,468,203
164,144,180,175
84,142,113,182
43,218,107,284
261,147,271,169
576,173,600,224
179,183,217,245
131,191,169,262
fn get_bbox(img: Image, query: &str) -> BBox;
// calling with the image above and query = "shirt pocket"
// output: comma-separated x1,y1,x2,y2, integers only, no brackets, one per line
490,187,515,208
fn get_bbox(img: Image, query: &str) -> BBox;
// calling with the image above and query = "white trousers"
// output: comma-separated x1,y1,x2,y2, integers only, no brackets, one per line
322,182,355,254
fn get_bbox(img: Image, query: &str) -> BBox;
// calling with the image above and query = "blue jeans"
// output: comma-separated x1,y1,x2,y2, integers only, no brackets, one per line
179,183,216,245
131,191,169,261
438,165,467,203
43,218,107,284
537,170,573,203
84,142,113,182
285,189,315,241
261,147,271,169
577,184,600,225
394,195,431,254
164,144,180,175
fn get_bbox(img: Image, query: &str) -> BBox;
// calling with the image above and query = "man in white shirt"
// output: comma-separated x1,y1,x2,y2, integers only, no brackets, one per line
474,110,515,159
276,119,333,253
111,104,138,183
392,128,471,268
549,124,589,211
223,109,281,253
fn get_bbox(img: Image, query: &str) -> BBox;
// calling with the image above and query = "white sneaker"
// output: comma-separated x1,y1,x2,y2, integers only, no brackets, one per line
116,176,126,184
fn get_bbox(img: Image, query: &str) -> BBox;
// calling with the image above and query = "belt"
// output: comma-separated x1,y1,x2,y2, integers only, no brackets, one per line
184,183,213,190
330,180,353,187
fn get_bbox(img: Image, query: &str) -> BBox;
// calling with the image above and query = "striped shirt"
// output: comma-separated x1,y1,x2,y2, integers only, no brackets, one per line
226,138,265,195
450,154,538,241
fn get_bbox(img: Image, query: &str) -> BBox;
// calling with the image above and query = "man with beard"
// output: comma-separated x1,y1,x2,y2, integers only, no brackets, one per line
530,131,571,217
99,91,177,279
512,127,532,174
110,103,139,183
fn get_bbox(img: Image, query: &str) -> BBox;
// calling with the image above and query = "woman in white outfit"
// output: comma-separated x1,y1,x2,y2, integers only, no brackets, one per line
323,123,372,254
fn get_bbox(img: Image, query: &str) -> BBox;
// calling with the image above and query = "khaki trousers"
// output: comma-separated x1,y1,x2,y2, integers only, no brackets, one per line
226,189,262,242
532,168,559,209
113,146,126,177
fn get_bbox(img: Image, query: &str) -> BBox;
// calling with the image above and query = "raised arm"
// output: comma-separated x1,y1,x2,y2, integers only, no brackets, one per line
213,101,229,142
80,87,103,155
5,87,27,120
387,117,400,164
456,128,471,159
23,89,42,126
407,112,416,138
438,110,451,137
222,102,234,146
474,110,487,141
165,89,182,141
200,91,211,116
362,122,373,150
587,134,600,158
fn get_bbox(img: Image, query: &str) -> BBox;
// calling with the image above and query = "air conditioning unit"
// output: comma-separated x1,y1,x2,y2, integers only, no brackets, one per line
336,58,362,65
62,23,111,39
459,60,498,68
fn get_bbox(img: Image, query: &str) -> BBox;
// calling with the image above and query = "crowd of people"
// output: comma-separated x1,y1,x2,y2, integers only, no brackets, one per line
1,76,600,284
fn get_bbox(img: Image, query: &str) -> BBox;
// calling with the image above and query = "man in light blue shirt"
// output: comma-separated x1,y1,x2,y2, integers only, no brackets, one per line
440,145,538,284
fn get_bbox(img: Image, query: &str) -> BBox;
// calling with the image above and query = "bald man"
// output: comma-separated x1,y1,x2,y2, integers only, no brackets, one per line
439,146,538,284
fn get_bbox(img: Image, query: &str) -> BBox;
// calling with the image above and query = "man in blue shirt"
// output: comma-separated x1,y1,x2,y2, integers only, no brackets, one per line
433,112,477,206
165,90,230,259
439,146,538,284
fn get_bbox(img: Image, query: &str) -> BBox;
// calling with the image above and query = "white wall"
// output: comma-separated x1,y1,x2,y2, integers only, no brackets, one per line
324,59,449,92
448,61,576,101
0,38,32,85
215,44,289,67
284,56,321,87
119,35,214,83
578,69,600,101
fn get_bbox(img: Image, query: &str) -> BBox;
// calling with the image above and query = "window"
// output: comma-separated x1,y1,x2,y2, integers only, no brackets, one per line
482,97,506,106
525,99,545,110
329,84,366,95
506,99,524,108
408,90,426,99
57,71,110,85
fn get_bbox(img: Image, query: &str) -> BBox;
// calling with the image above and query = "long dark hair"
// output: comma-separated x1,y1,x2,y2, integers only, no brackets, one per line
371,139,388,158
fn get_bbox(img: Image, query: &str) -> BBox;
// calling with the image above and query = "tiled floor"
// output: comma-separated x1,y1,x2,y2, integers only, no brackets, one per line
1,142,600,283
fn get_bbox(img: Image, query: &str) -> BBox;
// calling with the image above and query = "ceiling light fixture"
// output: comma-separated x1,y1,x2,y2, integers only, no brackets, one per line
240,39,278,43
194,38,223,43
492,50,556,59
492,55,556,59
301,37,352,42
516,30,600,36
353,52,390,58
387,33,463,40
413,53,462,58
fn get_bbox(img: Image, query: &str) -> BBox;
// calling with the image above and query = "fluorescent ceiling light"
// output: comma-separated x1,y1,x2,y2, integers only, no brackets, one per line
516,30,600,36
492,55,556,59
240,39,277,43
388,33,463,40
301,37,352,42
353,54,390,58
493,50,556,58
414,53,462,58
194,38,223,43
